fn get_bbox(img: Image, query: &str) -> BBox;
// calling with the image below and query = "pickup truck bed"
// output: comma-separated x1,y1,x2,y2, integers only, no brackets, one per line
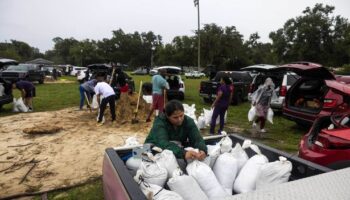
102,134,332,200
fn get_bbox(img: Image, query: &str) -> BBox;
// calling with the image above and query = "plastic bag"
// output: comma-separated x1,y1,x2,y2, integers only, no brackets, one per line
248,106,256,122
213,152,238,194
197,114,206,129
155,149,180,178
231,140,251,172
267,108,274,124
139,182,184,200
12,98,19,112
16,97,28,112
203,144,221,168
167,173,208,200
256,156,292,189
138,158,168,187
218,132,232,153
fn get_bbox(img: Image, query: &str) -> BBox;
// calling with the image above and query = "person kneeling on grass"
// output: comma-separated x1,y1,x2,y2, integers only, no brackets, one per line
12,80,36,111
94,74,116,126
144,100,207,162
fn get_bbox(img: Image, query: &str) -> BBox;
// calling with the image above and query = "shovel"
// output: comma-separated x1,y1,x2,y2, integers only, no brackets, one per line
132,81,143,124
84,92,92,113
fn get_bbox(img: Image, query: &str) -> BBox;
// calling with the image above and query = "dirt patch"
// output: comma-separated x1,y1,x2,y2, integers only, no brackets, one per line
0,95,153,198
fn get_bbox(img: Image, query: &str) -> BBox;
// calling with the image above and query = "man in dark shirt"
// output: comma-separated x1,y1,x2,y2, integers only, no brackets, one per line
12,80,36,111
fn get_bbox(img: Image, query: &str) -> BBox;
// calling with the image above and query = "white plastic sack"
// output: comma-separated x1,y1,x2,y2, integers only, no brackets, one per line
168,174,208,200
16,97,28,112
143,95,153,104
155,149,180,178
197,114,206,129
12,98,19,112
91,95,98,109
183,104,197,121
256,156,292,189
139,182,184,200
213,152,238,194
186,160,228,199
139,160,168,187
248,106,256,122
233,154,268,194
203,108,227,126
218,132,232,153
126,157,141,171
231,141,250,172
124,136,140,146
267,108,274,124
0,83,4,96
203,144,221,168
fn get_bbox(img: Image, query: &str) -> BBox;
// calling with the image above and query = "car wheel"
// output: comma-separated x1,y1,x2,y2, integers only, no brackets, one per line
39,79,44,84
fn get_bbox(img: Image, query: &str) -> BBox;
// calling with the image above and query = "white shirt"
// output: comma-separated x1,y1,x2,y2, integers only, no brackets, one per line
94,82,115,98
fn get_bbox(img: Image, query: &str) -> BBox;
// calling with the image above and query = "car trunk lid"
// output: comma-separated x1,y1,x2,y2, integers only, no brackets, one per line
274,62,335,80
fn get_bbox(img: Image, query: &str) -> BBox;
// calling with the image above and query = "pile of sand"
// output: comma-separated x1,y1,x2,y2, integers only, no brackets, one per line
0,96,154,198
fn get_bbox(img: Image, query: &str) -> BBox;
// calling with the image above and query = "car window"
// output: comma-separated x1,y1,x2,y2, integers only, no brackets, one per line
287,74,300,85
6,65,28,71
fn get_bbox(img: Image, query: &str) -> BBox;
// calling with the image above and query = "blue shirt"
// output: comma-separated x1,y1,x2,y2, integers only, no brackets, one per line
152,75,168,94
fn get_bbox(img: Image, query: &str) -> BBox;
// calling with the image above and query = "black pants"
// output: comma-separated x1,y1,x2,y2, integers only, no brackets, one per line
98,95,116,122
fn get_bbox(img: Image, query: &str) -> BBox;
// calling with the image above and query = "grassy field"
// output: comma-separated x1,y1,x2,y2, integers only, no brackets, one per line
2,74,306,199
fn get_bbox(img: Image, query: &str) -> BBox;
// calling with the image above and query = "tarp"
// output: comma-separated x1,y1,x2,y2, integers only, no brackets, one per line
26,58,54,65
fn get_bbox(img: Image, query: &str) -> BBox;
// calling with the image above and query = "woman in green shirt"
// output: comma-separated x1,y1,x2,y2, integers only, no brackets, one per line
145,100,207,160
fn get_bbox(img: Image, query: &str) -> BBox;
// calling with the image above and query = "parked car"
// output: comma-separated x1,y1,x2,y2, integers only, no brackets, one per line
276,61,350,126
131,68,148,75
0,58,18,71
102,134,332,200
299,102,350,169
199,71,252,105
145,66,185,100
77,69,89,83
0,63,45,84
70,66,87,76
242,64,300,111
149,69,158,76
0,76,13,110
185,70,205,79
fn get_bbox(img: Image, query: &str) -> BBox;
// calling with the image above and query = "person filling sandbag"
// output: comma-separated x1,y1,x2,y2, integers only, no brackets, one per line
145,100,208,162
12,80,36,111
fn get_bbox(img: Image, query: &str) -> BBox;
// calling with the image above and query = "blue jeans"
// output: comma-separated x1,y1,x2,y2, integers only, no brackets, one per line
79,85,92,109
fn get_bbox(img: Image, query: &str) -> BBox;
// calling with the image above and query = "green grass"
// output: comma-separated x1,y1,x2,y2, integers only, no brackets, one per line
1,74,306,199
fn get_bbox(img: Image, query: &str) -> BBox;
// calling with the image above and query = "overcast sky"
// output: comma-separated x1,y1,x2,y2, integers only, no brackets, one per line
1,0,349,53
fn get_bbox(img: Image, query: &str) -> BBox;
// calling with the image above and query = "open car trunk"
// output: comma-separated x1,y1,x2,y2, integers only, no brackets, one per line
287,78,327,114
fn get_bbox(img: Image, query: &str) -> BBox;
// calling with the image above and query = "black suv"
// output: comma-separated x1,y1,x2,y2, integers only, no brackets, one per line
0,63,45,84
199,71,252,105
0,59,18,110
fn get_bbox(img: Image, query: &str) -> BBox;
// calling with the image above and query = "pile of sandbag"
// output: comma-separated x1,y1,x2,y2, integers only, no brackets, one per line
127,138,293,199
12,97,29,112
203,108,227,126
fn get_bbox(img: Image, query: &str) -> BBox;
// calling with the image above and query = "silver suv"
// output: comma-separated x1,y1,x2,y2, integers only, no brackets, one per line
242,64,300,111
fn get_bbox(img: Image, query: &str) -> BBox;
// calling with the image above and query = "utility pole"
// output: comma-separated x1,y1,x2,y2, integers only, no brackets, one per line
194,0,200,72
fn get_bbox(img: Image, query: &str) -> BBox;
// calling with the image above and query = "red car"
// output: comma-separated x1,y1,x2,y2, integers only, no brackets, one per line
277,62,350,126
299,102,350,169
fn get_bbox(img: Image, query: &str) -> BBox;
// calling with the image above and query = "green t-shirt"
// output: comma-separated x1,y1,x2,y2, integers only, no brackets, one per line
145,115,207,158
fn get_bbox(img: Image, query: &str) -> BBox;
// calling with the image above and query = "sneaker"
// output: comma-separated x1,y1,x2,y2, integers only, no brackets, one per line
252,122,257,129
97,122,104,127
260,129,266,133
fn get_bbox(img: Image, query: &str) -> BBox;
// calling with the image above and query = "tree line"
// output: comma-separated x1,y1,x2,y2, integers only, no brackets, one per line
1,4,349,70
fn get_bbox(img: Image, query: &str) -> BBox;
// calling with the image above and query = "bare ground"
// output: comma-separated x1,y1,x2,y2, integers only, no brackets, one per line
0,93,152,199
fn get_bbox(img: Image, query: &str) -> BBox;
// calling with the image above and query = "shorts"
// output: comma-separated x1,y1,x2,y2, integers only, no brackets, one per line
152,94,164,112
25,88,36,98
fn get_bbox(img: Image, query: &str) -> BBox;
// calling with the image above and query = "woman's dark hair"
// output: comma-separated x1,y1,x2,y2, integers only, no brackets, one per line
222,76,232,85
165,100,184,116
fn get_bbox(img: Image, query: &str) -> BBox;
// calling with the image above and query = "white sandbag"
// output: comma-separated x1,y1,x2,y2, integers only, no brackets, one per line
155,149,180,178
248,106,256,122
16,97,28,112
168,173,209,200
139,160,168,187
203,144,221,168
124,136,140,146
143,95,153,104
213,152,238,194
256,156,292,189
139,182,184,200
197,114,206,129
12,98,19,112
204,108,227,126
0,83,4,96
91,95,98,109
231,141,250,172
126,157,141,171
218,132,232,153
186,160,228,199
233,154,268,194
267,108,274,124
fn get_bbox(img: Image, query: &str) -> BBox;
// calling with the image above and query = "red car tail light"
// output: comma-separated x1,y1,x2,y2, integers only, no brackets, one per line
315,132,350,149
323,99,337,108
280,86,287,97
279,86,287,97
